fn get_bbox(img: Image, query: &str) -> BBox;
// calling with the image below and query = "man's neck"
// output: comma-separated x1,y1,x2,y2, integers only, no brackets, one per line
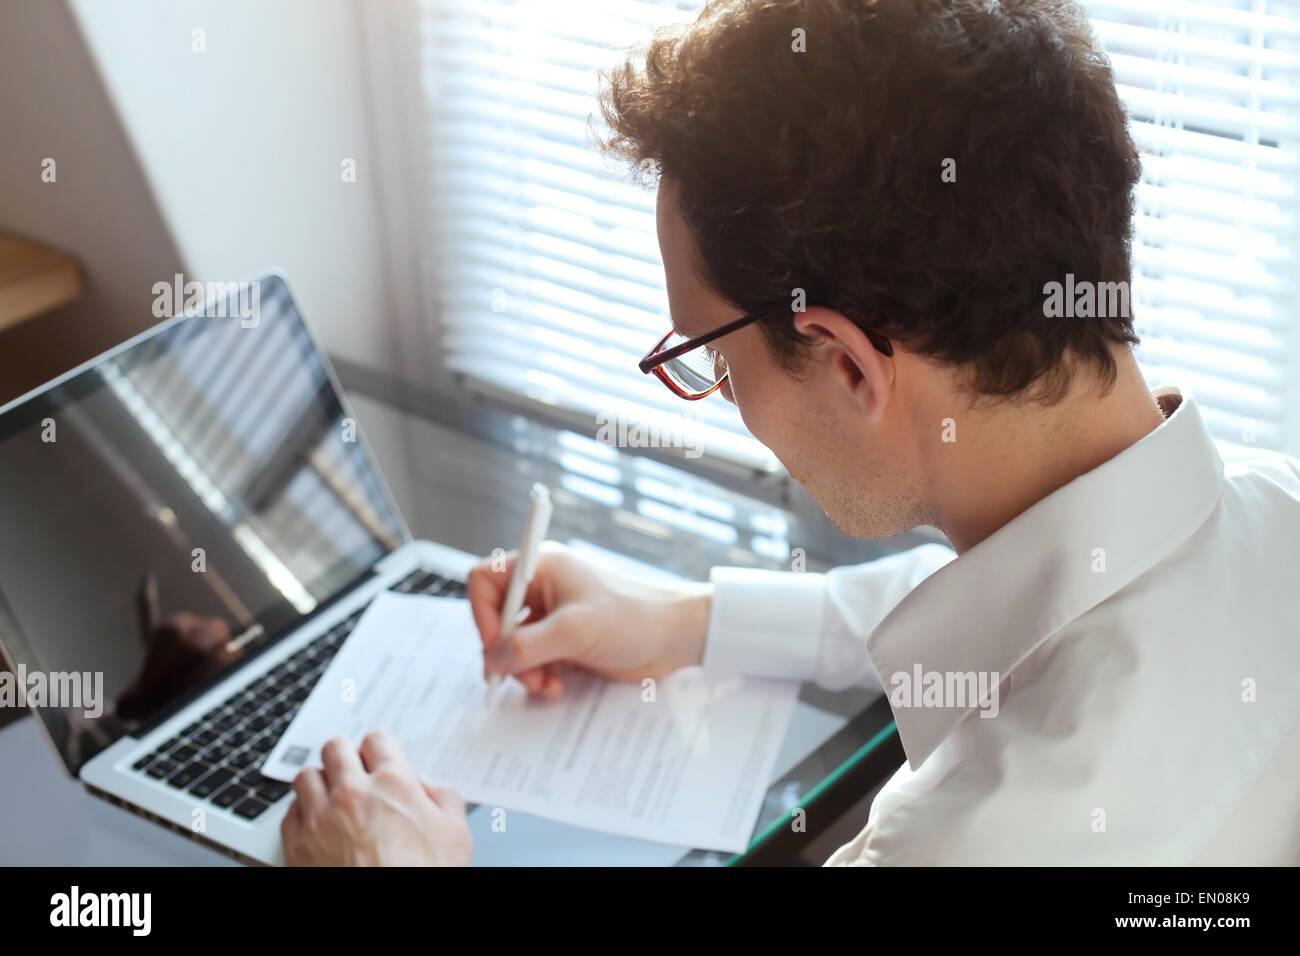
929,351,1167,554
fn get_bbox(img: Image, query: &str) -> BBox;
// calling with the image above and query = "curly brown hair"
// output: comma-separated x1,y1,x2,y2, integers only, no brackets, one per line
599,0,1142,403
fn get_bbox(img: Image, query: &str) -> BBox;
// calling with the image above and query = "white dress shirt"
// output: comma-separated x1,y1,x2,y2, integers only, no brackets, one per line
703,388,1300,864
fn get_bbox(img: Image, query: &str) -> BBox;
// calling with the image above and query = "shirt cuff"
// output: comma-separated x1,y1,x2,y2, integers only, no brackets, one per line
702,567,827,681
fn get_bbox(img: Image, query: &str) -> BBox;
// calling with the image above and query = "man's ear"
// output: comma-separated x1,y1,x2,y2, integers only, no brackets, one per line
792,307,894,421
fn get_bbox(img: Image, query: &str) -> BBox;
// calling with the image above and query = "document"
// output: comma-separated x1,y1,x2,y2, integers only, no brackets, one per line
262,591,800,852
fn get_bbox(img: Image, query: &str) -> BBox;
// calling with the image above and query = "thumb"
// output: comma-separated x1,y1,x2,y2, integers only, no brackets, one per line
485,608,584,675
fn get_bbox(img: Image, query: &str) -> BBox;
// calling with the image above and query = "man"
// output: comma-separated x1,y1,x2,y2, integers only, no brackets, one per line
281,0,1300,865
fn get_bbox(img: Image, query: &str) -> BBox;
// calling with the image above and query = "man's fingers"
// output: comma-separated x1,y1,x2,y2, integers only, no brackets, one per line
469,552,558,659
487,608,583,675
320,737,365,790
540,669,565,699
358,730,409,774
467,552,517,650
280,798,303,864
421,781,467,819
514,665,565,697
292,766,328,814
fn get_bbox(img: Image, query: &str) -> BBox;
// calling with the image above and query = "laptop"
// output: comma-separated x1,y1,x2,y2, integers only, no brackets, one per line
0,270,477,865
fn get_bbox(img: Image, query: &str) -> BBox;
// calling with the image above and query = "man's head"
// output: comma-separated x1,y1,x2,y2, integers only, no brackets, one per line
601,0,1144,538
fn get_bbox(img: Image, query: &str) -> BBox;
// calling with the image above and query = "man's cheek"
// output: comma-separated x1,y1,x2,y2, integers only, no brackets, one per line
732,386,780,452
731,374,784,437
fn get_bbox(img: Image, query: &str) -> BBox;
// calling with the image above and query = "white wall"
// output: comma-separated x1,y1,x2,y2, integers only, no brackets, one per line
68,0,400,372
0,0,188,404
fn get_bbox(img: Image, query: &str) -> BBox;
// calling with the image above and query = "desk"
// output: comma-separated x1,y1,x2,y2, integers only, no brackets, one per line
0,380,921,865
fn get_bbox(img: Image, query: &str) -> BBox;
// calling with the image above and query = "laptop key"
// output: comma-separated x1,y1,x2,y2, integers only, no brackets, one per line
245,756,269,776
232,796,272,820
167,761,212,788
145,758,178,779
246,714,272,733
255,779,292,802
133,752,160,771
168,744,199,764
235,766,273,786
390,569,424,592
198,743,232,764
190,767,235,798
407,572,439,594
191,728,219,747
212,784,250,809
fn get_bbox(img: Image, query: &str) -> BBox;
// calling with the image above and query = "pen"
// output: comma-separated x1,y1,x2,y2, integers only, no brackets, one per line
487,483,553,706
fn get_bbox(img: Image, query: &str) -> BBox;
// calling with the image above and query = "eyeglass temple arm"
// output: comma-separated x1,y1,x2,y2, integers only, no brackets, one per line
637,307,893,374
637,311,771,374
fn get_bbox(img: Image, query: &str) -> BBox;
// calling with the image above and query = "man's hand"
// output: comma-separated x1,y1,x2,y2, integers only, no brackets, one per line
468,542,712,698
280,731,472,866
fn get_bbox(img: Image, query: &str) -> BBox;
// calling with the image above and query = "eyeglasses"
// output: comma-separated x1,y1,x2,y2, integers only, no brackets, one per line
638,306,893,400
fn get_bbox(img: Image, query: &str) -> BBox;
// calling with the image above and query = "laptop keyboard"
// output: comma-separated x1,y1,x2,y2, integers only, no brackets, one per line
130,569,466,821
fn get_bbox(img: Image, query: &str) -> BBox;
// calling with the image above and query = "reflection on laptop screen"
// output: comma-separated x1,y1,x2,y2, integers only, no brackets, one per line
0,274,406,772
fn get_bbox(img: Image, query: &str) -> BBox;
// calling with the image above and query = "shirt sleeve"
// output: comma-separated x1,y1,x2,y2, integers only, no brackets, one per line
701,542,957,692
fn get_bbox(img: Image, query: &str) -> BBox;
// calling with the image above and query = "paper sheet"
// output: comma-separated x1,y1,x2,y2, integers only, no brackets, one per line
262,592,800,852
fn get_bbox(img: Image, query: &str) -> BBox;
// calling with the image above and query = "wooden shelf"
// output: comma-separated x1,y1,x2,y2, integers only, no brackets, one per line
0,234,82,334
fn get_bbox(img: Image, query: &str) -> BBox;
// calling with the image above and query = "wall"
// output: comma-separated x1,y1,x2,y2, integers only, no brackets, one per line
0,0,186,404
0,0,402,405
68,0,399,371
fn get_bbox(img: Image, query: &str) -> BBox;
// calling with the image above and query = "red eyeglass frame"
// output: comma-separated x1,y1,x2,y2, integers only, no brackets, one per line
638,306,894,400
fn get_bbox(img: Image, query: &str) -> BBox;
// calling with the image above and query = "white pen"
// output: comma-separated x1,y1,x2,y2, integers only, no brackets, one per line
487,483,553,706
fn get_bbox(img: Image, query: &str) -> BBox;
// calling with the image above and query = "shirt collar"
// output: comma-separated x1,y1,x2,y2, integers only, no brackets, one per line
867,388,1225,770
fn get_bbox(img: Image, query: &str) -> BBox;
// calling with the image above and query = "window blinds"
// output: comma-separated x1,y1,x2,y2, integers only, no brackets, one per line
420,0,779,471
1085,0,1300,454
421,0,1300,464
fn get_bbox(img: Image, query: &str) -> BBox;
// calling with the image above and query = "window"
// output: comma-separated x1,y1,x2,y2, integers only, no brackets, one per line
419,0,776,472
419,0,1300,464
1085,0,1300,454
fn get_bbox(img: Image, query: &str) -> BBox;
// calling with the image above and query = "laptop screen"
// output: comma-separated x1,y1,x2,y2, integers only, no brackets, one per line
0,274,407,773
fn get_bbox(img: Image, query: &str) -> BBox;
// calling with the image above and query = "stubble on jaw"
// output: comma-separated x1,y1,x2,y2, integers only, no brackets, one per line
777,407,938,541
813,473,936,540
